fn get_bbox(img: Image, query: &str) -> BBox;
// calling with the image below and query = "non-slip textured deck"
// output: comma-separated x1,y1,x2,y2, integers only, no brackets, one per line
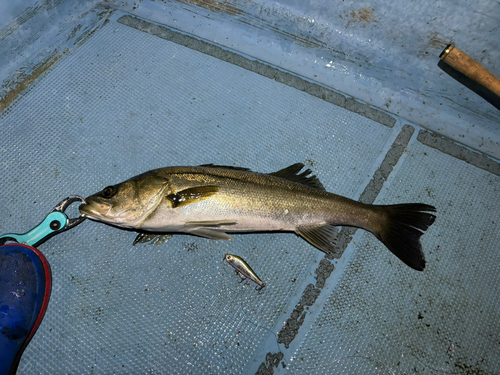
0,14,498,375
1,18,393,374
288,139,500,374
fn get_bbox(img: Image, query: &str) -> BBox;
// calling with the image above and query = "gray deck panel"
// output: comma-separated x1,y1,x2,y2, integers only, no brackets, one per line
288,139,500,374
0,19,395,374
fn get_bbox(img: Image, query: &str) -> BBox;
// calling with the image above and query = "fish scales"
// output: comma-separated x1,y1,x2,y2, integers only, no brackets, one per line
79,163,436,270
150,166,372,230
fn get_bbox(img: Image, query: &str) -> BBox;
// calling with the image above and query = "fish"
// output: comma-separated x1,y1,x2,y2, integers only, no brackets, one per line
224,254,265,291
79,163,436,271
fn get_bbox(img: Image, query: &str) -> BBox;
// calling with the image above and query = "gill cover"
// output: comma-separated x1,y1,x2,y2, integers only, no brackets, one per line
80,173,170,226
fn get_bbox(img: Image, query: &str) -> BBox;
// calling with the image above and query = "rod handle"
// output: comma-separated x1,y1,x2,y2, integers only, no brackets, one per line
440,45,500,97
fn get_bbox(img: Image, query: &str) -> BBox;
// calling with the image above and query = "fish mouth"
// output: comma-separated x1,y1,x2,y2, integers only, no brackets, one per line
79,201,111,219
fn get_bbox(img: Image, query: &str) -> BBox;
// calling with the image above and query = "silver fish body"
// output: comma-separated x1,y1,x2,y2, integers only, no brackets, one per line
79,164,436,270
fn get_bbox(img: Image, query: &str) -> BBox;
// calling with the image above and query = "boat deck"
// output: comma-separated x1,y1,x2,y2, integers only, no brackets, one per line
0,3,499,374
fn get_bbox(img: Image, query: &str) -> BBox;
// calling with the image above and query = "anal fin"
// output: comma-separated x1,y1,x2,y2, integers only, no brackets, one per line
296,224,339,254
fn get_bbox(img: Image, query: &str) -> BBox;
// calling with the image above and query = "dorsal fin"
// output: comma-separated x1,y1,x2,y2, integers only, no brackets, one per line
269,163,325,191
199,164,251,172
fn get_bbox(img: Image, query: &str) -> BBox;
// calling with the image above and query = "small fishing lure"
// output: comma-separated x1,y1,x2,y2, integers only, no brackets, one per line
224,254,265,291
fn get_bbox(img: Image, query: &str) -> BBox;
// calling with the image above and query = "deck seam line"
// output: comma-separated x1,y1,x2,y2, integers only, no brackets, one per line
417,129,500,176
255,125,415,373
117,14,397,129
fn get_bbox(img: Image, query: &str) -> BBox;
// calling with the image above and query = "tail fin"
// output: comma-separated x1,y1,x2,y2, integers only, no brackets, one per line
375,204,436,271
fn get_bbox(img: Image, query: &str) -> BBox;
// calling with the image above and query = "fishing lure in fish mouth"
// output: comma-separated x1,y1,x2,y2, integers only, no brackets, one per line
224,254,265,291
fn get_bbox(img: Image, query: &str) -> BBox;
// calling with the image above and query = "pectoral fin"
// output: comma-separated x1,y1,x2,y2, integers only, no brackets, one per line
166,185,219,208
296,224,339,254
188,228,233,241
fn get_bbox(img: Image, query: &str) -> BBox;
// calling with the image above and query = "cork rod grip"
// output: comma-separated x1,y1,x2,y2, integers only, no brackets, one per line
440,45,500,97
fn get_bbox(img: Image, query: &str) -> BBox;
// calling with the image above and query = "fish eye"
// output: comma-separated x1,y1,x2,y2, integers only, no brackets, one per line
101,186,117,199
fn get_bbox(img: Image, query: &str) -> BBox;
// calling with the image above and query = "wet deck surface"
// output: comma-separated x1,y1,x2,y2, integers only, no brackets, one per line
1,10,499,375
